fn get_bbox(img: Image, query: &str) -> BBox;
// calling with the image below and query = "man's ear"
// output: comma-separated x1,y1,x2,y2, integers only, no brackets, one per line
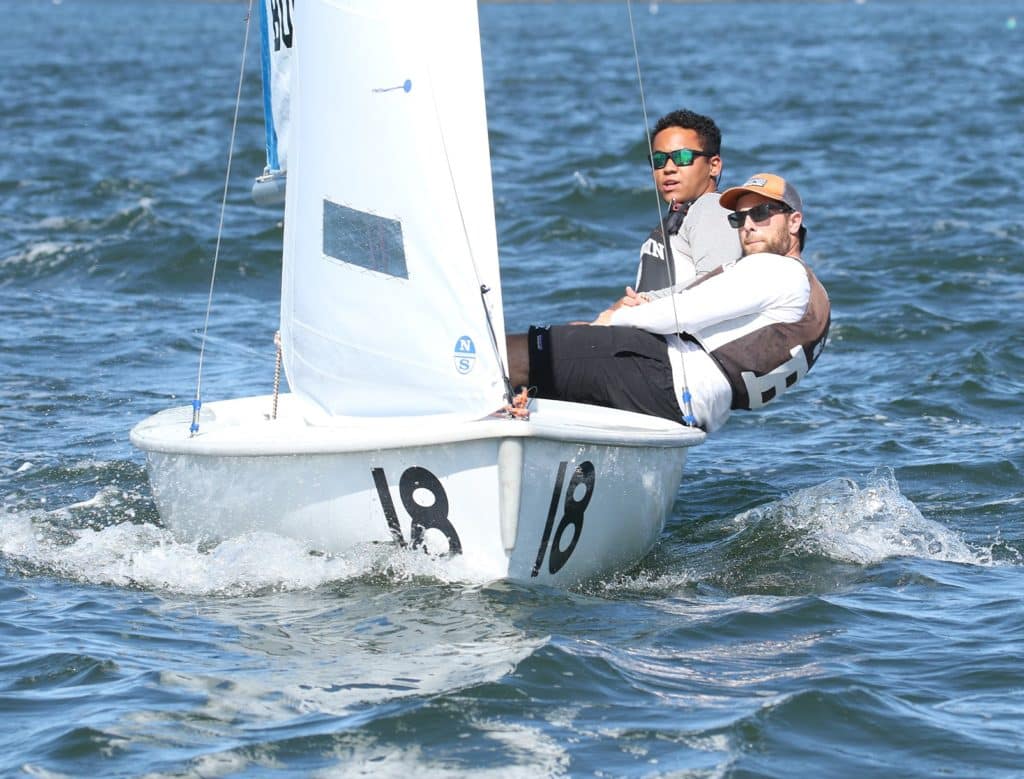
709,155,723,178
788,210,803,235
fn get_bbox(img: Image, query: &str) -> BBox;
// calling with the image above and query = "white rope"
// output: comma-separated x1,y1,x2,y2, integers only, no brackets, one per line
272,330,282,419
191,0,256,436
625,0,696,425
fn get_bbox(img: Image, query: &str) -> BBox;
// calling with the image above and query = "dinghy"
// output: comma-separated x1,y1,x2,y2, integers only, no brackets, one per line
131,0,704,586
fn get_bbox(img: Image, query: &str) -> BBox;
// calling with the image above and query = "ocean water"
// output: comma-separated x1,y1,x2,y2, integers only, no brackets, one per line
2,0,1023,776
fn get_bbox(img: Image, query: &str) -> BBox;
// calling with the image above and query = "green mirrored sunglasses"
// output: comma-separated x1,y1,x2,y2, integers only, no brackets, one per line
648,148,714,169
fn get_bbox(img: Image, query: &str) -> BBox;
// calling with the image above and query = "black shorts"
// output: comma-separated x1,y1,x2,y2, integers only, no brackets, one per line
527,325,683,423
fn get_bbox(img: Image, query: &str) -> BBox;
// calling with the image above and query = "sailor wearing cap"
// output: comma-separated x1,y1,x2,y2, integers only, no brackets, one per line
508,173,830,433
719,172,807,254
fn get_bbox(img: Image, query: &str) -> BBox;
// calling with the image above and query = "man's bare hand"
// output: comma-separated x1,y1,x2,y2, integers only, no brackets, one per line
609,286,649,311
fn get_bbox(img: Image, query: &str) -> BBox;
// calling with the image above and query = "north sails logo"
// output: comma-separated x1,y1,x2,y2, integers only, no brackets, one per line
454,336,476,374
744,177,768,187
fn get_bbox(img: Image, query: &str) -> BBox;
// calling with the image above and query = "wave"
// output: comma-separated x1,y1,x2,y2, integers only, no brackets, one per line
596,468,1006,599
735,468,981,566
0,470,504,595
0,464,1009,600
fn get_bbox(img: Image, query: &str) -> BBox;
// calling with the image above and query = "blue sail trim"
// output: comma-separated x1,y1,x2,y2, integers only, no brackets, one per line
258,0,280,174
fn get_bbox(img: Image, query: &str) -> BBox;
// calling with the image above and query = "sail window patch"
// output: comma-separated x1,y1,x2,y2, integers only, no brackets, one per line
323,200,408,278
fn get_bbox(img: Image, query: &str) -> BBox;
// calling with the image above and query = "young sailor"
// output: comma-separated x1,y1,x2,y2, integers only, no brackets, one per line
632,109,741,295
507,173,830,433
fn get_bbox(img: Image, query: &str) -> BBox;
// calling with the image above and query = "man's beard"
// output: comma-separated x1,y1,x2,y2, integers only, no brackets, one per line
744,225,792,256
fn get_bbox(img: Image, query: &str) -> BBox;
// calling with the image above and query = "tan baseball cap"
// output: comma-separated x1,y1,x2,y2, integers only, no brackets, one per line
719,173,803,212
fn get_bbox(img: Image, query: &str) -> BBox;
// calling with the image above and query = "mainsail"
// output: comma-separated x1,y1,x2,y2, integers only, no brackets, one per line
280,0,508,418
252,0,294,204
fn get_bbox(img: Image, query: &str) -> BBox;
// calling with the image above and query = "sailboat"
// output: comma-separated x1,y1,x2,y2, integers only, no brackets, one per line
130,0,705,586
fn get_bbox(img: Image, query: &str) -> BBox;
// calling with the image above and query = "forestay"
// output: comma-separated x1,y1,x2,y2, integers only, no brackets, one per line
280,0,508,419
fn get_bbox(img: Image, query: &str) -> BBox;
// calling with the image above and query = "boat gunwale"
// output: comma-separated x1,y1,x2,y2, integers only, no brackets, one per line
130,395,705,457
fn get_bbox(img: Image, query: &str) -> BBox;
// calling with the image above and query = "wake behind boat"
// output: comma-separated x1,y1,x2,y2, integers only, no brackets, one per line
130,0,704,586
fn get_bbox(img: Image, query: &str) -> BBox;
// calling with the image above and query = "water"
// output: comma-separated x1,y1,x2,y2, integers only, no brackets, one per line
2,0,1023,775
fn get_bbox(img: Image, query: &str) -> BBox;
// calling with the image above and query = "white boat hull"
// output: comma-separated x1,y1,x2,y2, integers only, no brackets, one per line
131,394,704,586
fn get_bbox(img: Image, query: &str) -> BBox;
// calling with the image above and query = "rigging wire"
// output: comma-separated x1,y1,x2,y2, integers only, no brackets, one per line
426,8,515,407
624,0,697,426
190,0,257,436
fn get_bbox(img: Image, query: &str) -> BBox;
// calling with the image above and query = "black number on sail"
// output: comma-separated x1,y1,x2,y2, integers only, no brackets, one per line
532,461,595,576
371,466,463,556
270,0,295,51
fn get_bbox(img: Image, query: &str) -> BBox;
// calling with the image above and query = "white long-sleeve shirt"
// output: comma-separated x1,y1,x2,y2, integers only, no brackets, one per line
611,253,812,432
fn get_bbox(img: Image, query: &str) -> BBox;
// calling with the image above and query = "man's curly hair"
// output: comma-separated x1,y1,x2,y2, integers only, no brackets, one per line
650,109,722,156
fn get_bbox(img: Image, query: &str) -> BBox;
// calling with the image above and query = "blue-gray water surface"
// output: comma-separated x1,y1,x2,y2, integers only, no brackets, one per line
2,1,1023,776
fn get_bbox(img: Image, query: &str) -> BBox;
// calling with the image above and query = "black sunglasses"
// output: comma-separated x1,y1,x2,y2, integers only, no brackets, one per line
648,148,714,169
727,201,792,229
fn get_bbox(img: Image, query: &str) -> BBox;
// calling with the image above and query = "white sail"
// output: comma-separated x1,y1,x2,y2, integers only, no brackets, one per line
253,0,294,203
280,0,508,418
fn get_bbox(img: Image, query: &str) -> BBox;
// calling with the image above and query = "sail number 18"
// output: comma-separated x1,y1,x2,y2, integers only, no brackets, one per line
371,459,596,576
531,460,595,577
